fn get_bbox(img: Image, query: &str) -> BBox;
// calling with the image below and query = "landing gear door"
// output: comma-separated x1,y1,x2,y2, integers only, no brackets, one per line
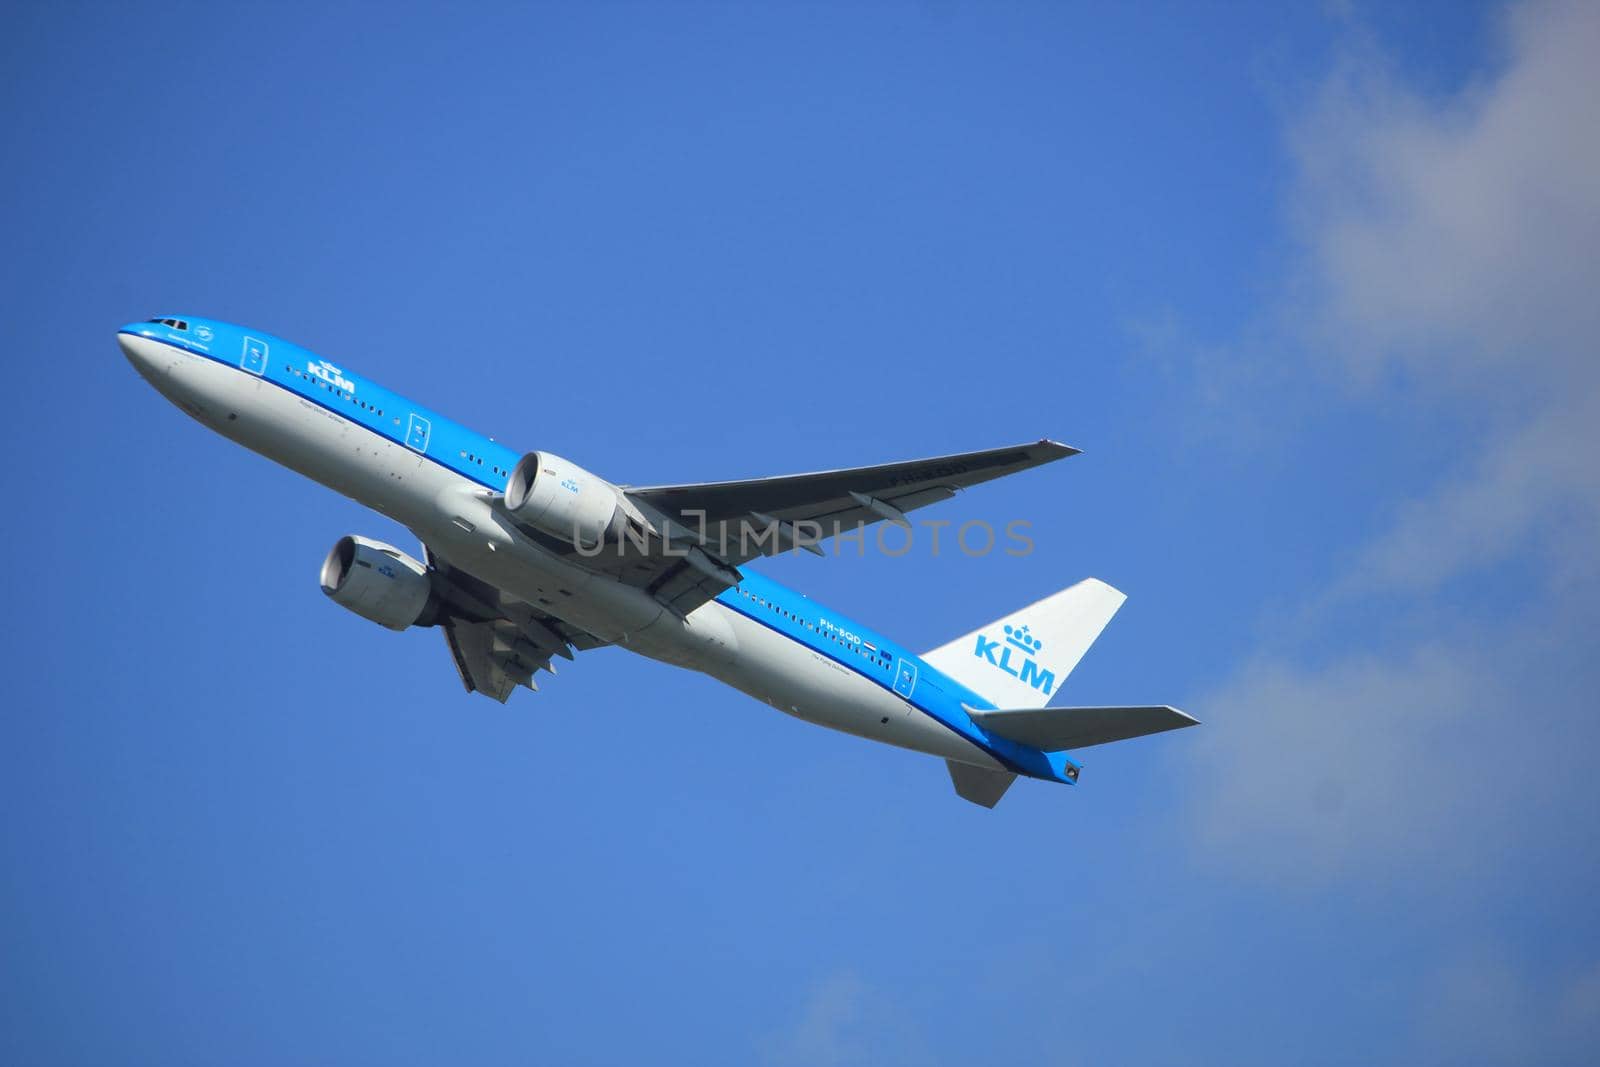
893,658,918,699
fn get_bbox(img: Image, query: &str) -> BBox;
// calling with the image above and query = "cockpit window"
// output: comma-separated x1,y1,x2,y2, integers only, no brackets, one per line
147,318,189,330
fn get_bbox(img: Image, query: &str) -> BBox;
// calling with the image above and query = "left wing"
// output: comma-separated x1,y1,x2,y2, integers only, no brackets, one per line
424,546,607,703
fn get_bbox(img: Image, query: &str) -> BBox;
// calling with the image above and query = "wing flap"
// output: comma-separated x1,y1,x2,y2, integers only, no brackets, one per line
424,544,607,703
443,618,524,703
966,704,1199,751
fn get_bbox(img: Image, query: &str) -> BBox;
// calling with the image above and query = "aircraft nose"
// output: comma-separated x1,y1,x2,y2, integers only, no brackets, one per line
118,329,172,381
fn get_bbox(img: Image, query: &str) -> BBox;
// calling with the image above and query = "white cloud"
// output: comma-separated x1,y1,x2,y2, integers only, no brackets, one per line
1336,384,1600,595
1192,645,1493,883
1188,0,1600,888
1288,0,1600,598
1292,0,1600,394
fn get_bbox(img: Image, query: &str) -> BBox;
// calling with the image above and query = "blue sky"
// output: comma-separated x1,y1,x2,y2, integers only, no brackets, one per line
3,2,1597,1063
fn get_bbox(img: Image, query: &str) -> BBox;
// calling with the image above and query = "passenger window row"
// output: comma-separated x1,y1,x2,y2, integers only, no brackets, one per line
736,587,892,668
457,450,509,477
281,363,384,417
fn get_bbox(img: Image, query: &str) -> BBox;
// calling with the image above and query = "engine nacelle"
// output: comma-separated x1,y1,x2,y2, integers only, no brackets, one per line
319,535,441,631
504,451,627,546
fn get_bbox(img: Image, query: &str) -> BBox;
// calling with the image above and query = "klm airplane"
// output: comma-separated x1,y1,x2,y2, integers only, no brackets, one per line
119,316,1195,807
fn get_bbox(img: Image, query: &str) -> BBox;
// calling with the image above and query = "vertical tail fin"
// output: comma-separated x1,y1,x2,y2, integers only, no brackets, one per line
923,578,1126,709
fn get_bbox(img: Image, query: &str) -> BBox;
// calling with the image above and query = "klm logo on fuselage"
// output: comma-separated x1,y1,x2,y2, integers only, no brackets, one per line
306,359,355,393
973,623,1054,695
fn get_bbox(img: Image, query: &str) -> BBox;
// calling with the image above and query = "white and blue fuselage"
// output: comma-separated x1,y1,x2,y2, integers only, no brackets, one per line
119,317,1080,788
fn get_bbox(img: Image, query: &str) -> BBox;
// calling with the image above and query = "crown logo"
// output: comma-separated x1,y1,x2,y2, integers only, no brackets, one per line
1003,623,1042,654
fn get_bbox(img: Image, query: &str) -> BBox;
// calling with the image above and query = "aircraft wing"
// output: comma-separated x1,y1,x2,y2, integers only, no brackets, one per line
423,545,608,703
495,440,1079,620
626,439,1080,567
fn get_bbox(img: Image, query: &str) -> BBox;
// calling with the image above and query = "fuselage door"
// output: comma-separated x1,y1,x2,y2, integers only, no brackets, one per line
893,658,918,699
406,414,431,453
241,336,268,376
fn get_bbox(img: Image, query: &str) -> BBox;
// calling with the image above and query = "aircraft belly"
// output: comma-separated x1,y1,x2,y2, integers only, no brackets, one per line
419,514,664,644
165,352,388,507
705,605,1003,768
159,347,256,434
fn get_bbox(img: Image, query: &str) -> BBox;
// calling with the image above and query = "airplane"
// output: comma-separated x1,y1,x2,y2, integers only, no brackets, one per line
118,315,1196,807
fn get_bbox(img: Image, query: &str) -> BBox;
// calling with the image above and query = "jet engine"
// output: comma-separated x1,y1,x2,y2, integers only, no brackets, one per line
504,451,628,546
319,535,441,631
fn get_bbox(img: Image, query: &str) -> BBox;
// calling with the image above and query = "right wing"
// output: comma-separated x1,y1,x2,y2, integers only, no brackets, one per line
626,438,1080,568
496,439,1080,620
423,545,608,704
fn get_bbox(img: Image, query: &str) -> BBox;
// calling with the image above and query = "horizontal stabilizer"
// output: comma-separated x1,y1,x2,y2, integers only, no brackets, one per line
946,760,1017,808
966,704,1198,751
